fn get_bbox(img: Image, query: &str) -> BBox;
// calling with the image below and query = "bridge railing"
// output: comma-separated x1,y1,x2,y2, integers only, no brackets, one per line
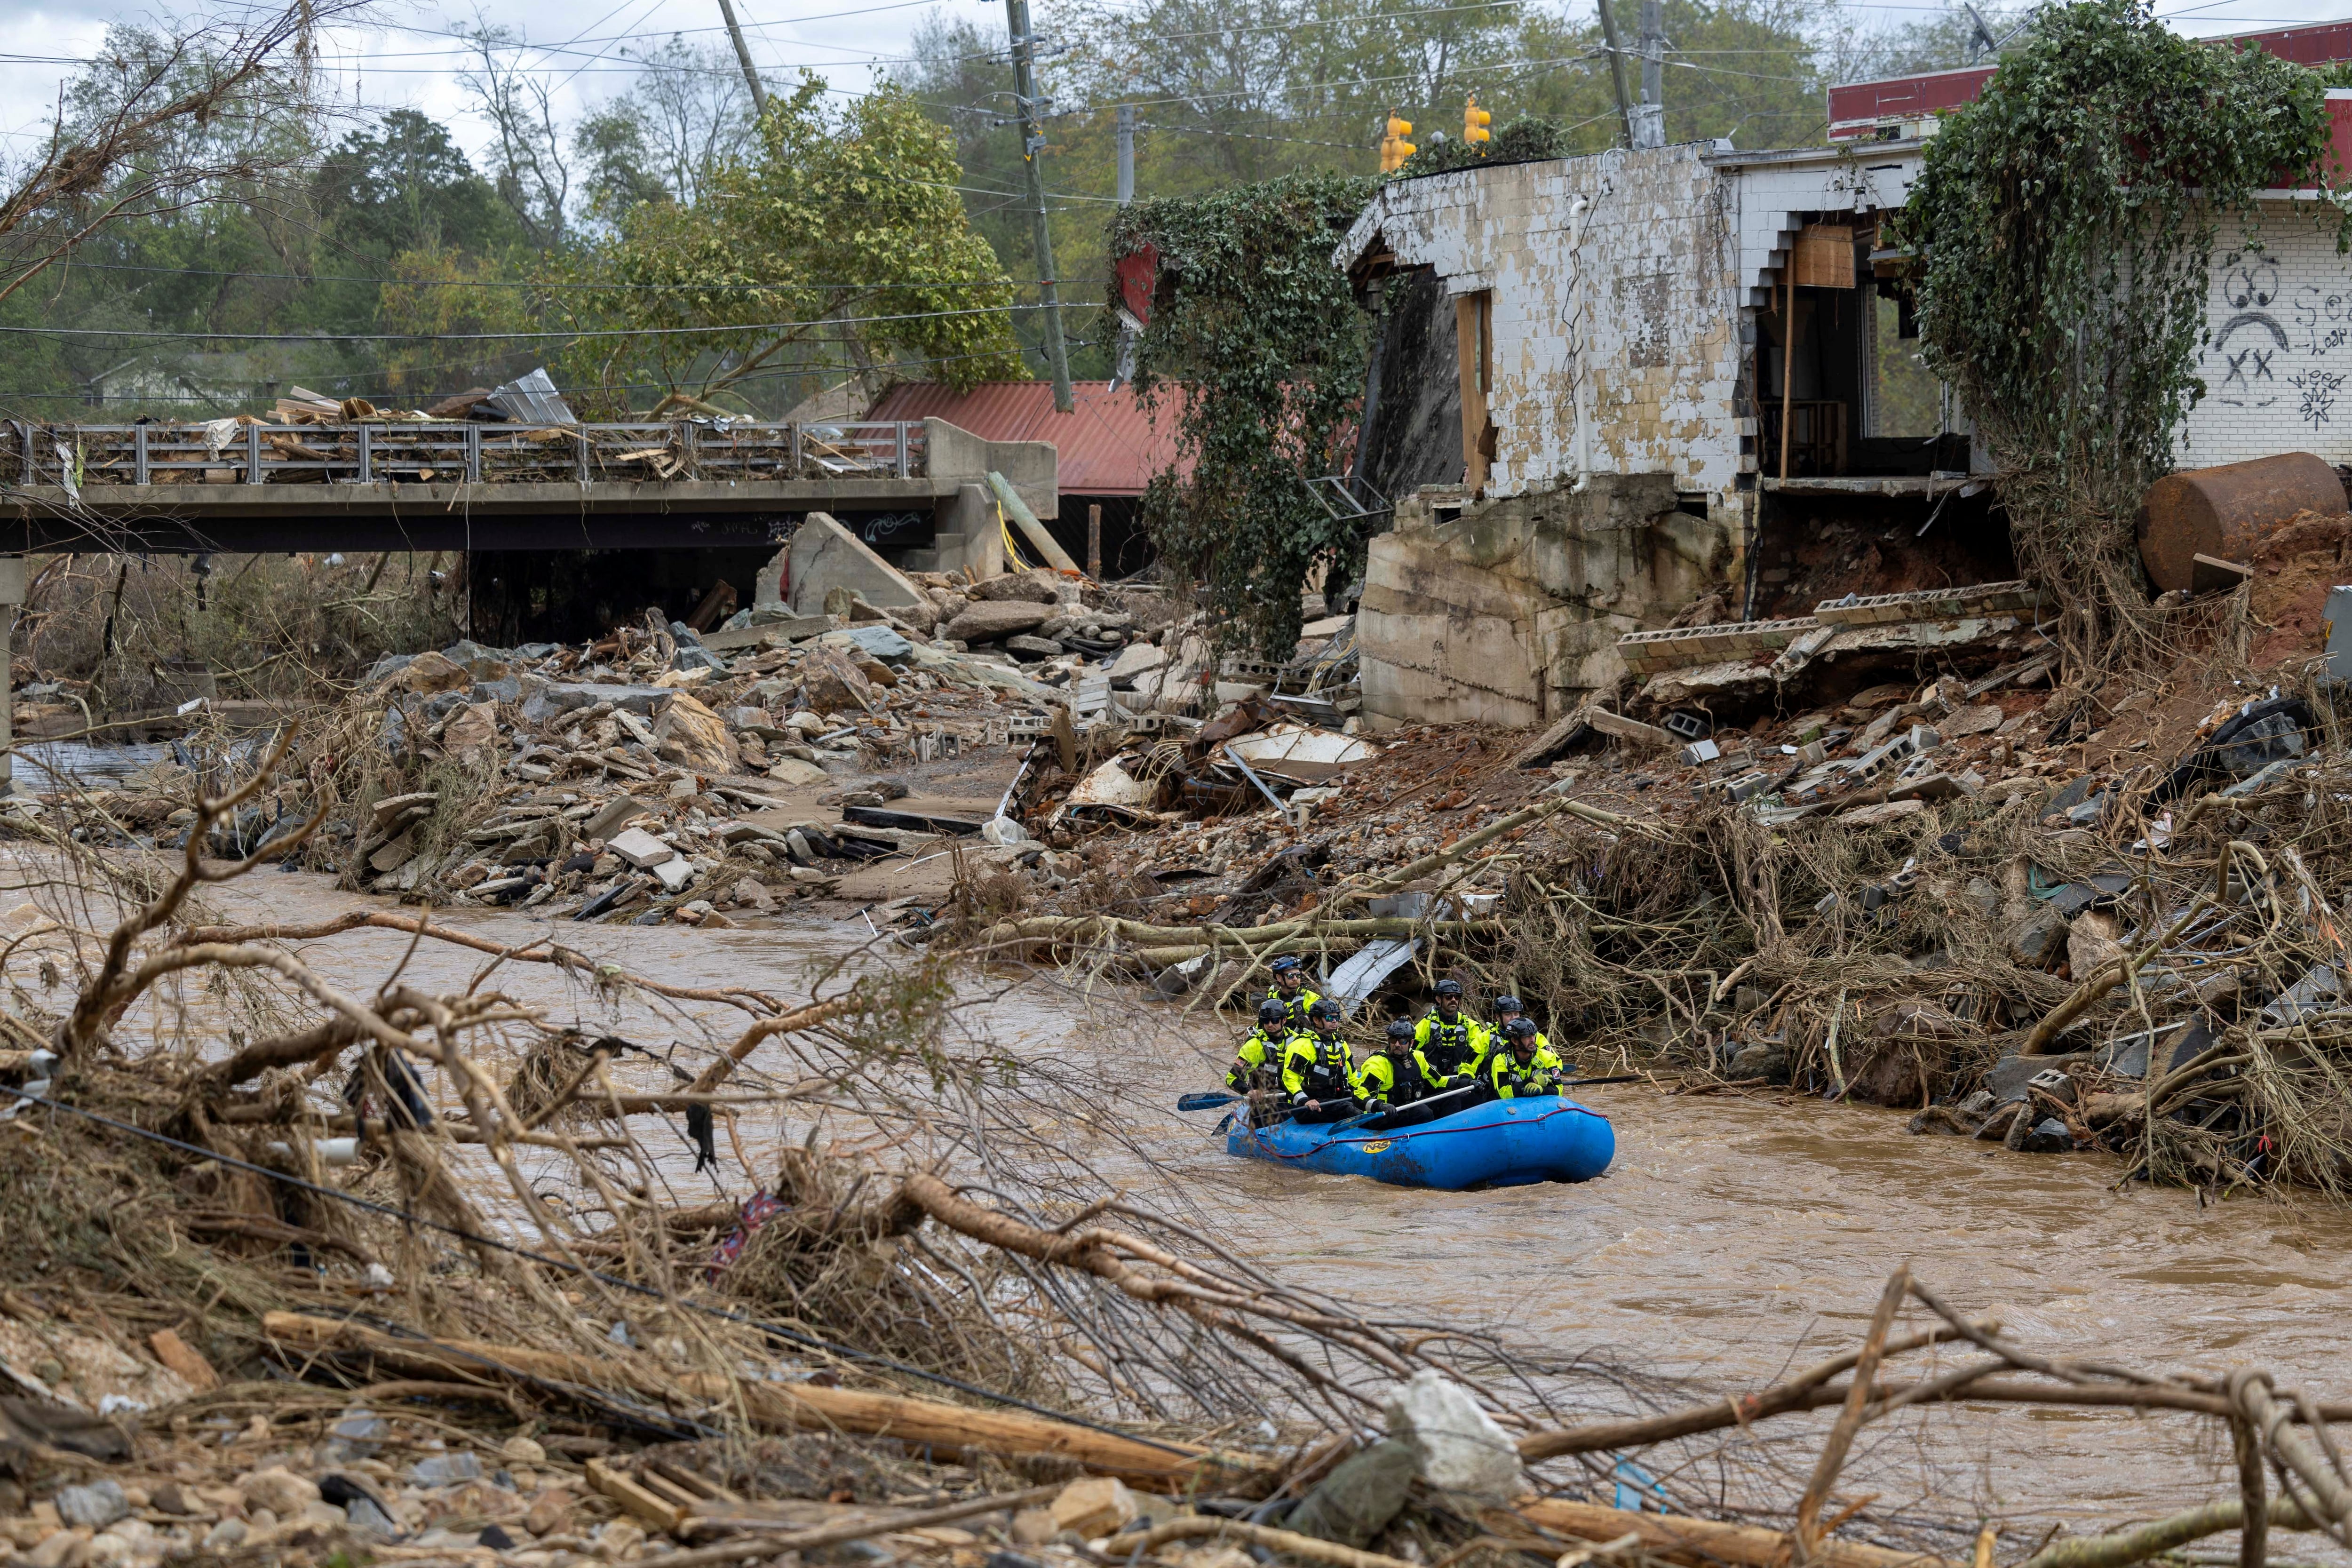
14,419,929,487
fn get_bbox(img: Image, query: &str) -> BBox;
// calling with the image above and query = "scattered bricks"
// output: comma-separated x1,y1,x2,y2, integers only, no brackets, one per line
1851,724,1941,783
1660,710,1710,740
1678,739,1720,765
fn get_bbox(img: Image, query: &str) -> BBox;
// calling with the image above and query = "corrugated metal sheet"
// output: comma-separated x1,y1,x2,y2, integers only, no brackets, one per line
488,366,578,425
863,380,1186,497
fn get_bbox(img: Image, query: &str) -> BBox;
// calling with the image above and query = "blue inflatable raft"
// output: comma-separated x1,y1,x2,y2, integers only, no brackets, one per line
1227,1094,1614,1189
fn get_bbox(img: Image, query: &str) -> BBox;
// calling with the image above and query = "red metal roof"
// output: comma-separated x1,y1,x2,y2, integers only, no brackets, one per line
1830,20,2352,141
863,380,1188,497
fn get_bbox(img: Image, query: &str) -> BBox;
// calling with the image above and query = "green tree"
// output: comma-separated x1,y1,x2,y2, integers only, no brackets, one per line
544,77,1027,415
315,110,516,261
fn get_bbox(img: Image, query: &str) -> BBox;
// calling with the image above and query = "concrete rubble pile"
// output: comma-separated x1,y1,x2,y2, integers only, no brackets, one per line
24,555,1255,930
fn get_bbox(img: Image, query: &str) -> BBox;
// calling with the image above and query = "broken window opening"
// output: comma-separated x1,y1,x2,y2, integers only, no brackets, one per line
1455,290,1498,492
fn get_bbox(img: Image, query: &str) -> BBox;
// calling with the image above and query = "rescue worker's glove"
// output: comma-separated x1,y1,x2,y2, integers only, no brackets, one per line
1367,1099,1393,1114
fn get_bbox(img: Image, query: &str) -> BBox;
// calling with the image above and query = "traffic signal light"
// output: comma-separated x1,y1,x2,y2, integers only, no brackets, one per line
1379,114,1416,173
1464,97,1491,150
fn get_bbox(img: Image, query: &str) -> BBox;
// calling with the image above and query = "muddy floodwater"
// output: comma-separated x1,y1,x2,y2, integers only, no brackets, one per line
33,864,2352,1544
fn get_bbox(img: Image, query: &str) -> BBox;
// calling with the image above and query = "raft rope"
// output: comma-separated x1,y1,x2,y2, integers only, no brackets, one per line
1241,1099,1597,1164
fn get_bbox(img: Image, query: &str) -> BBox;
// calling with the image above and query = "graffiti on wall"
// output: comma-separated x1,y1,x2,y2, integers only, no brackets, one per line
2209,258,2285,412
2203,253,2352,431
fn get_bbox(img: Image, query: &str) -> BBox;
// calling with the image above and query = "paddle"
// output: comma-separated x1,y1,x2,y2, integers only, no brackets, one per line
1177,1090,1240,1112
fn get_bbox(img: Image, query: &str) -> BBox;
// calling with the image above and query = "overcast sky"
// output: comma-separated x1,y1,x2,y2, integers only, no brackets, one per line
0,0,956,164
2,0,2349,173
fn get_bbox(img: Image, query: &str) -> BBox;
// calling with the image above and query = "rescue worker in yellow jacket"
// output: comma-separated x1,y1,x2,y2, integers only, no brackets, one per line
1489,995,1560,1060
1353,1020,1421,1113
1486,1016,1572,1098
1265,954,1321,1035
1412,979,1490,1093
1226,999,1292,1093
1281,998,1358,1122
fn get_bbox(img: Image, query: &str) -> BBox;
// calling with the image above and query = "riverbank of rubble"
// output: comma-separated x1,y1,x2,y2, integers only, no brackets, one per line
11,552,2352,1202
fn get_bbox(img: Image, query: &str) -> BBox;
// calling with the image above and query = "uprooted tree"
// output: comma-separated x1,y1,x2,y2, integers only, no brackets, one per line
1901,0,2336,668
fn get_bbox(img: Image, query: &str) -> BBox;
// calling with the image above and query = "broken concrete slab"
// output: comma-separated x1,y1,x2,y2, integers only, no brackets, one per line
701,616,831,652
942,600,1054,644
1107,640,1168,686
1810,580,2036,627
607,827,675,869
1616,616,1819,679
1587,708,1674,748
786,511,925,617
518,682,674,725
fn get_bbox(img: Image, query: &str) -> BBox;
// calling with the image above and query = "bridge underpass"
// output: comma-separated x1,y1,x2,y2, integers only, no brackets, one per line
0,414,1060,778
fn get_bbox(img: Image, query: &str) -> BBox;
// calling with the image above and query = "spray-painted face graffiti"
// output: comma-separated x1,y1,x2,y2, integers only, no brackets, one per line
2209,311,2288,408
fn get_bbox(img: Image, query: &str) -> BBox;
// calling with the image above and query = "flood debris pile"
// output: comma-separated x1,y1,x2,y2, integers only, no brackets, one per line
6,623,2352,1568
952,572,2352,1196
0,738,1766,1568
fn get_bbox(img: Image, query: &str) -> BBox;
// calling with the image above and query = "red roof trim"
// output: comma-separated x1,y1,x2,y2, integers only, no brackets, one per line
1829,20,2352,140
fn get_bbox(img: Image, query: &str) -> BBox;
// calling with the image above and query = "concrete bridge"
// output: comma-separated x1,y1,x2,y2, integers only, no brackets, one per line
0,415,1053,572
0,413,1063,785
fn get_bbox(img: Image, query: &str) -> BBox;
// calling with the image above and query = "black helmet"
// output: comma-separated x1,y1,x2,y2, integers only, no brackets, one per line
1257,1000,1288,1027
1385,1019,1414,1043
1505,1017,1540,1041
1270,955,1303,975
1309,998,1343,1024
1494,995,1524,1013
1435,979,1464,999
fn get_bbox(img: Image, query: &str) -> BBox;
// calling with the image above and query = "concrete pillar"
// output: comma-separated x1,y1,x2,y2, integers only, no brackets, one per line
0,557,24,793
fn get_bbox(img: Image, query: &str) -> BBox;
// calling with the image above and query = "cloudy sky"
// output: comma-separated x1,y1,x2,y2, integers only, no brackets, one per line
1,0,2346,172
0,0,961,164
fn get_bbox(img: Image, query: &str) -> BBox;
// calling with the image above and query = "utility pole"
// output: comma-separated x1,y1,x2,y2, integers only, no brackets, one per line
715,0,769,117
1594,0,1637,151
1632,0,1664,148
1005,0,1074,412
1116,104,1135,205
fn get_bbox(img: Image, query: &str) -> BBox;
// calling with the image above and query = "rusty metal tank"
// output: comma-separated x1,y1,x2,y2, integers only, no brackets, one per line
2138,452,2349,593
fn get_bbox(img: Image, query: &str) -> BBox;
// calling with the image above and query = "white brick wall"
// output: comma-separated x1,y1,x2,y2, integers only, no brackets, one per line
2184,208,2352,465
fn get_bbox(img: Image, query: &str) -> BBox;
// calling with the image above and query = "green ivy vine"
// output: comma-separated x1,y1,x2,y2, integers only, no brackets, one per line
1901,0,2334,664
1103,171,1377,658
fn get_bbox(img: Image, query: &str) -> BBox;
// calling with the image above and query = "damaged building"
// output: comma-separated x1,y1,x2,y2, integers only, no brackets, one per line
1337,33,2352,730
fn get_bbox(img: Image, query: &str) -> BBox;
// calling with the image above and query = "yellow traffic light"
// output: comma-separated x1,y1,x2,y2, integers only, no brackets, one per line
1379,114,1416,173
1464,97,1491,149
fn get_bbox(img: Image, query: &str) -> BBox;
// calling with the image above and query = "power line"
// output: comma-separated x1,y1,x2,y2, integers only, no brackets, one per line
0,302,1104,345
48,260,1050,293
